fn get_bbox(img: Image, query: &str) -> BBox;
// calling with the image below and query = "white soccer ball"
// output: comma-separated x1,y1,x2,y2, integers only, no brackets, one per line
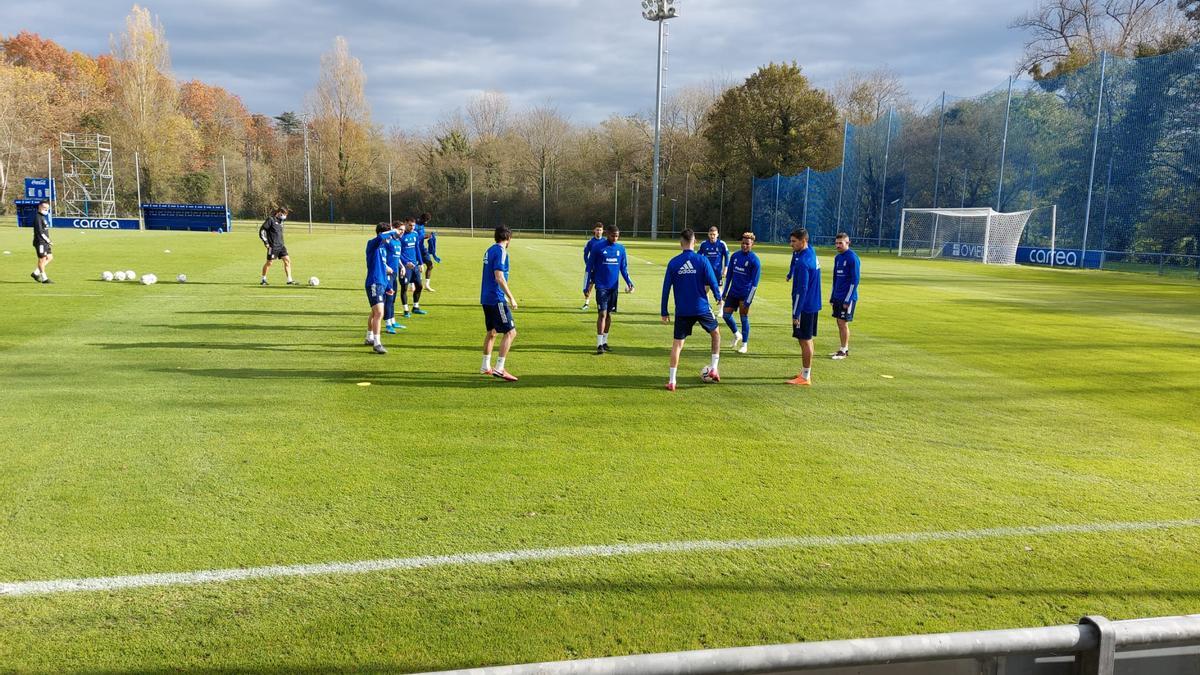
700,365,717,383
114,271,127,281
308,276,320,287
177,274,187,283
125,270,135,280
102,271,114,281
140,274,157,285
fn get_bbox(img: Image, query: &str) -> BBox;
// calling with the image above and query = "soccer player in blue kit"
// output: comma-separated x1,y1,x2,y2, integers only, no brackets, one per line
382,221,407,334
364,223,397,355
722,231,761,354
587,224,634,354
830,232,860,360
480,226,520,382
400,218,426,316
661,229,723,391
580,222,605,310
786,228,821,386
697,225,730,283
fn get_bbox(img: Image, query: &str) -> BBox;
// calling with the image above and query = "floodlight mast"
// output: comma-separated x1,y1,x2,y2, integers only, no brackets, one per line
642,0,677,240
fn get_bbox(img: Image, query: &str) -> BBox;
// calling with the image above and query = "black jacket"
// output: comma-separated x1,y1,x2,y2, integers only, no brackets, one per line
259,216,284,248
33,212,51,246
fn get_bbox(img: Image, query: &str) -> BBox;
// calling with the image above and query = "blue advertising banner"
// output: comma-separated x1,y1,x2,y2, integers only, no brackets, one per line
939,242,1102,269
14,200,140,230
142,203,230,232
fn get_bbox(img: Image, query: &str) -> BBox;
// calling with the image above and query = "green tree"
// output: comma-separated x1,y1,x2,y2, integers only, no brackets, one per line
703,62,840,179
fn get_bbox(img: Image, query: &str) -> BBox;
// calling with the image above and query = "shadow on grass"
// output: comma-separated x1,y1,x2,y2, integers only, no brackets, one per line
146,323,351,332
180,309,361,317
158,366,787,389
93,341,363,354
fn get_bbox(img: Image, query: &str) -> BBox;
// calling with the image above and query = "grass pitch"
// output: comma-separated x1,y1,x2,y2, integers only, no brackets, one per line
0,225,1198,673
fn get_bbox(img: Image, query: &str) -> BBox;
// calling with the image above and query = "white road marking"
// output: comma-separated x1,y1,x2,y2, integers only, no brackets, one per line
2,519,1196,597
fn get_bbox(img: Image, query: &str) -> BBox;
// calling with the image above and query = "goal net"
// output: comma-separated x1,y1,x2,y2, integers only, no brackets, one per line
898,208,1033,265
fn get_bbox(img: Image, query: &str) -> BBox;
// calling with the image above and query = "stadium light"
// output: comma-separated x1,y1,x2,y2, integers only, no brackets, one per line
641,0,678,240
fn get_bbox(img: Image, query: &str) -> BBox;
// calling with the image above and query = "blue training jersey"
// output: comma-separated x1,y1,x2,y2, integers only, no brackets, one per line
588,241,632,290
365,233,392,287
481,243,510,304
400,231,423,266
831,249,860,303
723,250,762,301
789,246,822,317
661,250,721,317
697,239,730,276
384,231,403,271
415,223,429,256
583,236,605,267
428,232,438,257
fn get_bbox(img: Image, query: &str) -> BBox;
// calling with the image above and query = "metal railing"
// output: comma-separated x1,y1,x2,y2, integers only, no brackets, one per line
421,614,1200,675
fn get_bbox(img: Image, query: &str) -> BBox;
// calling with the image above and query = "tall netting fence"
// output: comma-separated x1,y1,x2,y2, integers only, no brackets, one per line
752,45,1200,277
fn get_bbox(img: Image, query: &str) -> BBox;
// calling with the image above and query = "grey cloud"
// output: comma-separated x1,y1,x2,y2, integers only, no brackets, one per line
1,0,1035,128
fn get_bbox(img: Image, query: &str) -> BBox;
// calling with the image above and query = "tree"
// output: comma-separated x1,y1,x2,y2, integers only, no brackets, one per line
833,68,911,125
1011,0,1188,78
703,62,841,179
465,90,510,141
310,36,374,203
109,4,197,200
0,64,58,209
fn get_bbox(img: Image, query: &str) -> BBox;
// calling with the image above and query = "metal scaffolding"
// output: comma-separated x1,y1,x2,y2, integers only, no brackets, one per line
59,133,116,218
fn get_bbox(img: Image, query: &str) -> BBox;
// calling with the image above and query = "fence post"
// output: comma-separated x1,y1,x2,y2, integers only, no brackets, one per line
1082,52,1108,267
613,170,619,229
835,120,848,231
1076,616,1116,675
933,91,946,208
748,176,756,239
801,167,811,231
134,151,144,229
996,76,1013,210
1050,204,1057,268
468,166,474,238
877,109,893,250
773,173,781,242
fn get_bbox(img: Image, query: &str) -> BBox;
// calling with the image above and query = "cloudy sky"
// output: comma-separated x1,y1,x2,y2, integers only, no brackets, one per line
2,0,1037,129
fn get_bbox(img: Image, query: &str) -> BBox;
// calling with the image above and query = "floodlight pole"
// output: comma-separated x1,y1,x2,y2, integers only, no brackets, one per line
932,91,946,208
613,170,619,229
996,76,1013,211
877,108,893,249
835,120,848,231
221,155,229,228
1082,52,1108,266
644,0,678,241
134,151,144,229
469,166,475,238
387,164,393,223
302,118,314,234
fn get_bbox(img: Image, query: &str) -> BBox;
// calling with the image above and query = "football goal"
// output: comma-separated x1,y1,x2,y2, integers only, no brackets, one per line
898,208,1039,265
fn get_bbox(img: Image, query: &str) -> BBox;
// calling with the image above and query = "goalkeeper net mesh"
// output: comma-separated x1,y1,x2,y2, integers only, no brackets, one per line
899,208,1033,265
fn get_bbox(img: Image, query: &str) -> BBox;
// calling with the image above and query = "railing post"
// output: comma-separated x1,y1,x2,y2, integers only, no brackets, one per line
1075,616,1115,675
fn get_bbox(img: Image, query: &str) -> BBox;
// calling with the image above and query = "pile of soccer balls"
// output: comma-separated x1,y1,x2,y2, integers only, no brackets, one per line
101,269,137,282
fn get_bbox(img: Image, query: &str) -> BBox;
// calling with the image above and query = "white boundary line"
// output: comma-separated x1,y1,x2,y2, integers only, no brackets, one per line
3,519,1197,597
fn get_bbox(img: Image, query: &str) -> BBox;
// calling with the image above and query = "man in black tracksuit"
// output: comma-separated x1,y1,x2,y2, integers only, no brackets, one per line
31,200,53,284
258,207,296,285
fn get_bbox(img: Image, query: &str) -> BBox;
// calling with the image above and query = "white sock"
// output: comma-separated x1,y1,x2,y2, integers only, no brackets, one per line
287,275,293,282
803,367,812,380
711,353,720,370
841,344,849,352
261,276,267,282
668,367,677,384
597,335,604,347
602,333,609,345
496,356,506,372
367,332,376,342
482,354,492,371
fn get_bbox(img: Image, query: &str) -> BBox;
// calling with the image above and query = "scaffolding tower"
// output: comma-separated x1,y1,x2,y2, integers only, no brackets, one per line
59,133,116,218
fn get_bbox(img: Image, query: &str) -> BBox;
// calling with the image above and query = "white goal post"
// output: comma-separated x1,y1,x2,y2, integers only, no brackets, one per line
898,207,1040,265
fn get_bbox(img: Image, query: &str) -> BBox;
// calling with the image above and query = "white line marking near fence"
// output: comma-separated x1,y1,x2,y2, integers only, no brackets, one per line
2,519,1196,597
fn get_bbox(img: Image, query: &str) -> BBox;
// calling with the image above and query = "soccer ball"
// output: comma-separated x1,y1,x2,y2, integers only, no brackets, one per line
177,274,187,283
700,365,717,383
308,276,320,287
125,270,135,280
140,274,157,285
114,271,127,282
101,271,114,281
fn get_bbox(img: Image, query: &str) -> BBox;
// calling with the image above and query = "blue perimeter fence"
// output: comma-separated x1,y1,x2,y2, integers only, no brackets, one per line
752,45,1200,276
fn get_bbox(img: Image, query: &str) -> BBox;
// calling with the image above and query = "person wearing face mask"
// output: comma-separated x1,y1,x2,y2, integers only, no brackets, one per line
31,200,53,283
258,206,296,285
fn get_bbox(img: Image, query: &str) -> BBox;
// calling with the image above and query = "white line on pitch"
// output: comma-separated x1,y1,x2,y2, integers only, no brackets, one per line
3,519,1196,598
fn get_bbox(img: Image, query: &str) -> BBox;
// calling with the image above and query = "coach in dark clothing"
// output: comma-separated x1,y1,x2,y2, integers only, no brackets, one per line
31,200,53,284
258,207,296,285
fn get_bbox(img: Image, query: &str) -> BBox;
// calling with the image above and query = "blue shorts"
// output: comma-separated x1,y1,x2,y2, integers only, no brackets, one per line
405,266,423,286
483,302,515,334
366,283,387,307
831,300,856,322
674,312,719,340
596,286,619,313
792,312,818,341
724,290,755,310
582,269,592,293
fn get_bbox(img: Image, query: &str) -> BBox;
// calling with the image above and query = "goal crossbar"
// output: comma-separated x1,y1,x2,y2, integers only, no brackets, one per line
899,207,1034,265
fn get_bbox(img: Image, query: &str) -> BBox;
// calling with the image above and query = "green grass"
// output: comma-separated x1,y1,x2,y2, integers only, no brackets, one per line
0,225,1198,673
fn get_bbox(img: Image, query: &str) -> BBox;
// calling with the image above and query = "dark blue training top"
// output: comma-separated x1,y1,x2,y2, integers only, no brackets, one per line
588,241,633,290
481,243,510,304
723,250,762,300
697,239,730,276
831,249,861,303
789,245,822,317
365,233,394,287
661,250,721,317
